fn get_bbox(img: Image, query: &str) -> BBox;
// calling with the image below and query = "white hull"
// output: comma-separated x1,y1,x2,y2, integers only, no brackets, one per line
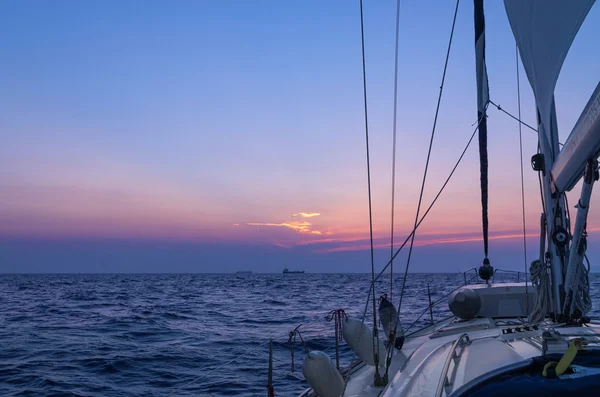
298,283,600,397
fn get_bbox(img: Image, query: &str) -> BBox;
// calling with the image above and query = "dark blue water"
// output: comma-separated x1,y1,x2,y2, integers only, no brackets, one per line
1,273,599,396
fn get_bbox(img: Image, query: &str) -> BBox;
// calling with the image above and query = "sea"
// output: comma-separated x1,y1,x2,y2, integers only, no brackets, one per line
1,272,600,397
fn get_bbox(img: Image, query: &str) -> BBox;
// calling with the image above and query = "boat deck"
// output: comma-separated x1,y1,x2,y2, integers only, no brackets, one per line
300,317,600,397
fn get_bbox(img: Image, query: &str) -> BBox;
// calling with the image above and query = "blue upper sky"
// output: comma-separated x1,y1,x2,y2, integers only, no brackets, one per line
1,1,599,273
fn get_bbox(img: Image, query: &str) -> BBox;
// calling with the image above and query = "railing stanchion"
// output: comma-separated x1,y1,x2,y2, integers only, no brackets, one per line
427,283,434,324
267,339,274,397
334,312,340,370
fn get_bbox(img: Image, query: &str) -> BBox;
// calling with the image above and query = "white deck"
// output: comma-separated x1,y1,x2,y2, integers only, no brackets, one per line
344,318,600,397
297,281,600,397
300,315,600,397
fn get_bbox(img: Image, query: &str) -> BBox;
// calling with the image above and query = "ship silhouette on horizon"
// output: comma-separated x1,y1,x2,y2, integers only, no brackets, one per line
282,267,305,274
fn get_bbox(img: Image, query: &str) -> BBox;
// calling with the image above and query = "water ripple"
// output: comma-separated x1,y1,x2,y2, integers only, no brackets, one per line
0,273,598,396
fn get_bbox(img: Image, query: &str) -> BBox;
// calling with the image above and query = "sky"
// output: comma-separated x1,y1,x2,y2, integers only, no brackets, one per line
1,1,600,273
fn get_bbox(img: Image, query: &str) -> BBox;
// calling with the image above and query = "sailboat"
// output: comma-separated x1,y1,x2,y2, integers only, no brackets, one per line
284,1,600,396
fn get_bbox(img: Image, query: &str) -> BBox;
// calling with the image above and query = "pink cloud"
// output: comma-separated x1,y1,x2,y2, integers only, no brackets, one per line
247,221,322,235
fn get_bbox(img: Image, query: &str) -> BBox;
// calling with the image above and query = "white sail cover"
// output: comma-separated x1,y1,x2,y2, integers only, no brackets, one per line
552,82,600,192
504,0,595,154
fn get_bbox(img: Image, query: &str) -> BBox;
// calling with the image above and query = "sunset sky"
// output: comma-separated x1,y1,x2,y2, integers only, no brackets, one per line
1,1,600,273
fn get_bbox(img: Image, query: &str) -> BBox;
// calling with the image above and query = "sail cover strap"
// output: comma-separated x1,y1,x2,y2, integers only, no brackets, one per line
474,0,490,260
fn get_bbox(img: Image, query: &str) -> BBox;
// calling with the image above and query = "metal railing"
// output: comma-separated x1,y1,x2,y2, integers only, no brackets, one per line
404,273,480,336
276,267,531,396
492,268,528,283
435,333,471,397
405,267,528,336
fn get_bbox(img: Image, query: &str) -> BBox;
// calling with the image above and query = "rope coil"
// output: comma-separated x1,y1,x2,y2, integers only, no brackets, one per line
529,256,552,323
325,309,348,341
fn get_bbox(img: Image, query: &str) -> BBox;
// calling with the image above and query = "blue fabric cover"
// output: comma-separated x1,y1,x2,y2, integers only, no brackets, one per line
463,351,600,397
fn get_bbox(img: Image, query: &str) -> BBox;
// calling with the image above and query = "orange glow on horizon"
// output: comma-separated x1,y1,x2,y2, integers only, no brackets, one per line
314,228,600,253
5,182,600,255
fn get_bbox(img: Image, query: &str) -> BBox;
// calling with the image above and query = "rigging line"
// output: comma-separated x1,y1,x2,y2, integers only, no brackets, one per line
537,144,547,217
364,115,483,302
358,115,482,359
393,0,460,334
516,44,529,315
358,0,381,377
384,0,402,378
564,192,572,236
389,0,402,303
488,99,538,133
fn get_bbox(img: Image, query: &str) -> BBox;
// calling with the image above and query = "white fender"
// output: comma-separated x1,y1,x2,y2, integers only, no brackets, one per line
302,350,344,397
342,317,386,367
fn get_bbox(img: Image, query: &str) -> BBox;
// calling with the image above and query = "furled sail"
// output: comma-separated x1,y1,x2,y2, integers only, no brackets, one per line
474,0,490,264
504,0,595,159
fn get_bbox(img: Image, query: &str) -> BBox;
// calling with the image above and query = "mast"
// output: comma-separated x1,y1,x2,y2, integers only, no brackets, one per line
473,0,492,281
503,0,595,319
